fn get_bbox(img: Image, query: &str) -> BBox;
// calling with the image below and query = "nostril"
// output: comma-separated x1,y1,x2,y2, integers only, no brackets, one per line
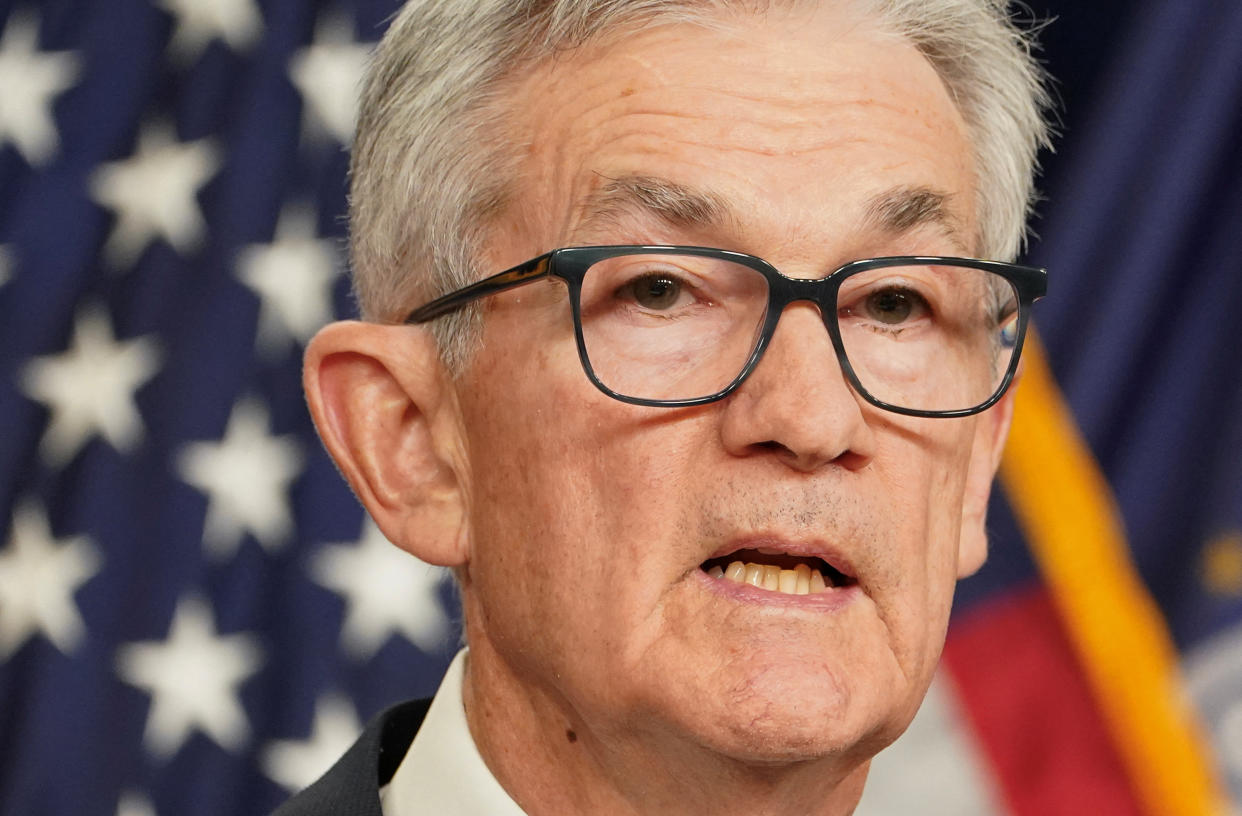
834,449,871,472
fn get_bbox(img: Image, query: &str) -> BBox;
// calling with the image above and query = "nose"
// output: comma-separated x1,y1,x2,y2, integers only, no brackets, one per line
718,302,876,473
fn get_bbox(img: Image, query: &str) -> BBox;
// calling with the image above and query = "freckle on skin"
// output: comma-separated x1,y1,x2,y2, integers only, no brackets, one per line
566,729,578,743
620,87,635,97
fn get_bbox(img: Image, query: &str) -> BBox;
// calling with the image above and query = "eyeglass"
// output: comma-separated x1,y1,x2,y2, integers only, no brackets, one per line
405,246,1047,418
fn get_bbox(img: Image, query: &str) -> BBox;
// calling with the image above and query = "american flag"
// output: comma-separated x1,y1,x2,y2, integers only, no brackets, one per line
0,1,1238,815
1,2,459,813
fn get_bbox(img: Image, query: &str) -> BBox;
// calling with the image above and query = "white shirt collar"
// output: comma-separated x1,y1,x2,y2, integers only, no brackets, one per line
380,649,527,815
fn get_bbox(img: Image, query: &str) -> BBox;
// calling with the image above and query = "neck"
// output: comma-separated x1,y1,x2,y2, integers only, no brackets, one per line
460,637,871,816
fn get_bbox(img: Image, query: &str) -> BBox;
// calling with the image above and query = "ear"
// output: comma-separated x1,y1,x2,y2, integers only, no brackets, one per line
956,379,1018,578
303,321,470,567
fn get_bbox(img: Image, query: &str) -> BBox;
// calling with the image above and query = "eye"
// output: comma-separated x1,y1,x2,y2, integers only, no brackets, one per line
863,286,928,324
997,304,1019,347
621,273,687,310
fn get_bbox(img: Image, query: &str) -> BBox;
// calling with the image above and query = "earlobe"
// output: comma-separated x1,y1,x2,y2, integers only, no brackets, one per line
956,384,1018,578
303,321,470,567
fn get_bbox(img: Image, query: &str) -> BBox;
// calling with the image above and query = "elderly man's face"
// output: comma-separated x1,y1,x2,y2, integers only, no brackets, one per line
455,7,997,764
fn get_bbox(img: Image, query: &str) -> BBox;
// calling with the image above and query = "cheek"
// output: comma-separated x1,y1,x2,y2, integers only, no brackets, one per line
878,416,975,544
870,421,976,649
458,360,716,709
458,326,692,601
923,424,977,554
459,383,607,674
464,383,586,565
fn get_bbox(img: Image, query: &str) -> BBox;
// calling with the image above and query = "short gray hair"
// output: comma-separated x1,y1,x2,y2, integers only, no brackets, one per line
349,0,1052,370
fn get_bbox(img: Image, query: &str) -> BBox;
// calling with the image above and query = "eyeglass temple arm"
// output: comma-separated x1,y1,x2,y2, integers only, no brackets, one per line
404,254,554,324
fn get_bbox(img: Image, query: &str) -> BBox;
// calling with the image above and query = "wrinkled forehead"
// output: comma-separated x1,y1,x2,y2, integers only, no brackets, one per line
483,5,976,263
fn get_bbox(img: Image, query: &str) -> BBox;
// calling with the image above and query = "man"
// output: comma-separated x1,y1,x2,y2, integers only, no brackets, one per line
280,0,1050,813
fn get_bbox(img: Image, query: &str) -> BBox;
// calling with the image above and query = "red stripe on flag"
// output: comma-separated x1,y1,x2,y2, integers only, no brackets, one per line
944,585,1145,816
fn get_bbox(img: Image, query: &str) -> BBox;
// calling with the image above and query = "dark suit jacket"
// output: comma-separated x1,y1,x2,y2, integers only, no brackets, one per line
272,698,432,816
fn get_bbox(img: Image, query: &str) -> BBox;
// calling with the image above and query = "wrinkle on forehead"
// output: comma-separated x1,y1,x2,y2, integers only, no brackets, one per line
510,9,906,149
489,7,974,264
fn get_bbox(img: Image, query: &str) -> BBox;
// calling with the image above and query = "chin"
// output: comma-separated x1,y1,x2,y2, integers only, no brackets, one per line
668,663,908,766
689,708,896,769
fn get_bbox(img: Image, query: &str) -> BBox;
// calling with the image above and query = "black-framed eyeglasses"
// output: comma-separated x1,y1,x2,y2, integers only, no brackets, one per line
406,246,1047,418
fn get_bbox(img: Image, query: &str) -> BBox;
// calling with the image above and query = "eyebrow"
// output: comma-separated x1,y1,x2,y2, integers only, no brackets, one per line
861,185,968,249
578,175,968,251
577,174,736,236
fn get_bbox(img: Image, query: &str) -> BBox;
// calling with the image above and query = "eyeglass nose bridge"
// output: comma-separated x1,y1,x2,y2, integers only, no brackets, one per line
759,272,849,340
768,273,840,309
736,272,857,395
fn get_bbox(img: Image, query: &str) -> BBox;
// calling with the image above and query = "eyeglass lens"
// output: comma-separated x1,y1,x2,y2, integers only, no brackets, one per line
576,253,1020,413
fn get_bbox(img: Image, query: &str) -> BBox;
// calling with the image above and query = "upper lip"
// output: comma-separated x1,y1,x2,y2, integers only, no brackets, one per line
703,536,858,582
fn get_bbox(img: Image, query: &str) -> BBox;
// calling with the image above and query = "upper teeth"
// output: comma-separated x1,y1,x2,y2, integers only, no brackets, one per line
707,561,829,595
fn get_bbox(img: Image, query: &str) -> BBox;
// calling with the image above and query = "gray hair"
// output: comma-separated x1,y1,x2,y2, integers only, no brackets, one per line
349,0,1052,371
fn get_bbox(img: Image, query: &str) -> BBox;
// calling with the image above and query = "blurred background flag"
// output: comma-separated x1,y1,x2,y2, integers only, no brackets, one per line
0,1,1238,815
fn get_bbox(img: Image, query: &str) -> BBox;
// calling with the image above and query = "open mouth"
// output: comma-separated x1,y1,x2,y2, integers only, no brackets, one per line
700,548,856,596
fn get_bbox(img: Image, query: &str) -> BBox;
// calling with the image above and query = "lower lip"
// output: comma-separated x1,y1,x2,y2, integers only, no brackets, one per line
692,568,861,611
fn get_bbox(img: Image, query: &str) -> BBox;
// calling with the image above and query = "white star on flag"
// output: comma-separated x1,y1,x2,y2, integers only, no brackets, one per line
236,204,341,359
0,10,80,165
115,790,158,816
115,594,263,760
155,0,263,65
289,14,373,145
19,304,162,468
0,499,102,659
88,123,221,269
312,520,452,660
175,396,303,560
262,693,363,792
